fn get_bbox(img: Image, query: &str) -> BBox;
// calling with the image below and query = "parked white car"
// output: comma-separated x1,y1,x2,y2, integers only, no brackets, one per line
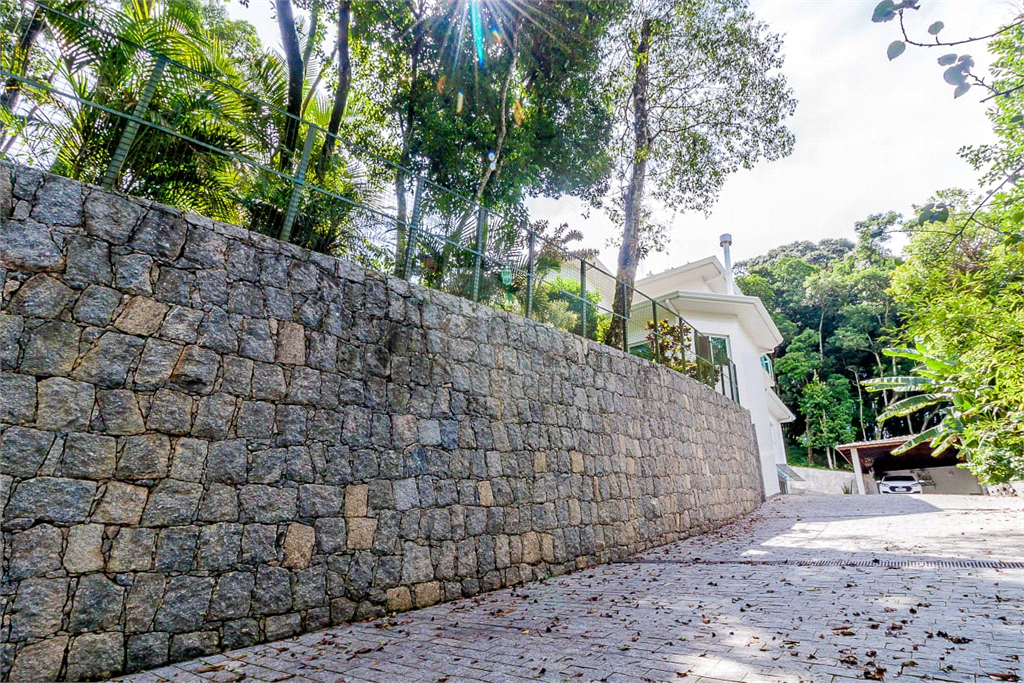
877,474,923,494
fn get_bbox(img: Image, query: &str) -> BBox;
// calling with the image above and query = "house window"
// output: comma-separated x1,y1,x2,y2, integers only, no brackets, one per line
711,335,730,362
760,354,774,378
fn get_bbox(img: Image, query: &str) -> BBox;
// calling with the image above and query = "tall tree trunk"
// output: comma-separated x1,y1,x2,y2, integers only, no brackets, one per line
473,23,520,203
393,28,424,276
0,7,45,117
317,0,351,178
852,372,868,441
818,308,826,358
605,18,653,351
276,0,305,173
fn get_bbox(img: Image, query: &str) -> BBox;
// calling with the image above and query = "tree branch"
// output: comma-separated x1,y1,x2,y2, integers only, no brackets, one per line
899,12,1024,48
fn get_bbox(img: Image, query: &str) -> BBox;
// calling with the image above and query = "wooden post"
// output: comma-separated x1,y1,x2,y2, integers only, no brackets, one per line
851,447,866,495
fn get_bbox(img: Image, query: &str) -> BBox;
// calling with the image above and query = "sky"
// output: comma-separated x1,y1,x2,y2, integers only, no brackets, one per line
228,0,1018,273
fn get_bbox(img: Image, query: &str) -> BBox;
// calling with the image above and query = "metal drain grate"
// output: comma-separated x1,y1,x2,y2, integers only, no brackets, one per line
614,558,1024,569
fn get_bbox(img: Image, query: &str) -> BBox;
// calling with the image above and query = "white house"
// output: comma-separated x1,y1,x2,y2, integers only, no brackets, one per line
629,247,795,497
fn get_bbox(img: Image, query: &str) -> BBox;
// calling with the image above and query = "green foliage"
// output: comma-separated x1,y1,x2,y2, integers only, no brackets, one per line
643,319,719,385
541,277,607,341
798,373,856,465
736,225,904,462
880,213,1024,483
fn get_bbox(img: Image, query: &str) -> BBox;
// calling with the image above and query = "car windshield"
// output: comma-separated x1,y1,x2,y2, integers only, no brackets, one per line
884,475,916,482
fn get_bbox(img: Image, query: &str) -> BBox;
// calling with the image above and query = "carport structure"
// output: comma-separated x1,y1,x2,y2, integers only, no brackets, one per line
835,436,964,494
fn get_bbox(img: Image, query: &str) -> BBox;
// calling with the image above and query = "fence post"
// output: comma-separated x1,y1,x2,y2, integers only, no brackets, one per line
402,178,423,280
280,121,316,243
679,319,689,368
102,56,167,190
525,230,536,319
471,205,486,302
652,300,660,362
579,260,587,337
619,284,628,354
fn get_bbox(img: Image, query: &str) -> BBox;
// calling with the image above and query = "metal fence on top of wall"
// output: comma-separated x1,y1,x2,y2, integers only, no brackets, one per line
0,1,739,402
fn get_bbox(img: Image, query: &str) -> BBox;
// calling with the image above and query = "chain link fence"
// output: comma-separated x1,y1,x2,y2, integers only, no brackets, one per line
1,0,739,402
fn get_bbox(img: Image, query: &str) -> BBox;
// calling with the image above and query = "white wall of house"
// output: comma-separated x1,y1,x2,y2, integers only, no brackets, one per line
788,466,858,494
633,257,794,498
883,466,984,495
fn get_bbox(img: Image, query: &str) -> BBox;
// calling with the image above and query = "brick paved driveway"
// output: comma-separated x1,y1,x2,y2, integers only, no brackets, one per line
119,495,1024,683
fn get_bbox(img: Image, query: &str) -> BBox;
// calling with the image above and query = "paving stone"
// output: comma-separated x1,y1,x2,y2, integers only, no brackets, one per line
118,433,171,479
8,635,68,682
108,527,156,572
282,522,316,569
140,478,204,526
7,476,95,522
65,632,124,681
9,523,63,579
153,576,214,633
6,273,75,318
69,572,125,632
10,578,68,641
97,388,147,435
84,188,144,244
0,427,56,478
36,377,95,431
125,573,166,633
64,524,105,573
117,496,1024,683
73,331,145,387
115,296,170,336
0,218,65,272
131,208,189,259
73,284,123,326
21,320,80,376
65,235,112,288
93,481,149,524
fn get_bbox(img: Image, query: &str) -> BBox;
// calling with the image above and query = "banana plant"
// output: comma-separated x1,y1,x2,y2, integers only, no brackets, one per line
863,346,974,455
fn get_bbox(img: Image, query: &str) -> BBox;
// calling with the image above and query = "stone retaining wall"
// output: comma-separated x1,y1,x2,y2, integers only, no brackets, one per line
0,166,764,681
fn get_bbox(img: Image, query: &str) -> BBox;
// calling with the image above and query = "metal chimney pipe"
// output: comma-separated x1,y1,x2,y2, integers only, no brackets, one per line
719,233,735,295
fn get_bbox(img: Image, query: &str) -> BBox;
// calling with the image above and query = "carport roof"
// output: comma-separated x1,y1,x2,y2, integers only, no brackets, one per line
835,437,963,472
834,437,913,458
